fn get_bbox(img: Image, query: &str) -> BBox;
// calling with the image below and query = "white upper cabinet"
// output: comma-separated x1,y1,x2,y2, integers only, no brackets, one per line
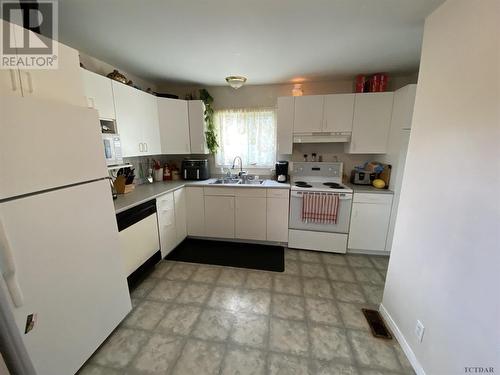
1,20,85,107
141,92,161,155
276,96,294,154
346,92,394,154
81,68,116,119
188,100,208,154
293,95,324,132
158,97,191,154
390,84,417,130
112,81,160,157
113,81,144,157
323,94,355,133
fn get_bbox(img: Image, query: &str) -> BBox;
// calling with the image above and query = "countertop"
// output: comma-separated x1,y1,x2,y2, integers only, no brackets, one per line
345,183,394,195
113,179,291,214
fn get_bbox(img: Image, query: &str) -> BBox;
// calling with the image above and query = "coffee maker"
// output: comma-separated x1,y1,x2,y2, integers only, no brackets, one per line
275,161,289,183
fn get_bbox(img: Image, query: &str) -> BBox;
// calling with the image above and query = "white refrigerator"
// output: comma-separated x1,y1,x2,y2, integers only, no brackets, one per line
0,95,132,375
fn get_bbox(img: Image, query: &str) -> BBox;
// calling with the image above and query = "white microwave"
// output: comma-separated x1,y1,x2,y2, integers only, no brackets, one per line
102,133,123,166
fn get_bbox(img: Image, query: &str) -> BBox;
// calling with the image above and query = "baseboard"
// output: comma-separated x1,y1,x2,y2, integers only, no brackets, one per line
379,303,426,375
347,248,390,256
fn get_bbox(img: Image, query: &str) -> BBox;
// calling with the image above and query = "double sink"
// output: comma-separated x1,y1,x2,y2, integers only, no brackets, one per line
209,178,264,185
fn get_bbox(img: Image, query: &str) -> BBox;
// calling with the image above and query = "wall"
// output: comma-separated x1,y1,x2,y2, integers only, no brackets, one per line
158,74,417,109
381,1,500,374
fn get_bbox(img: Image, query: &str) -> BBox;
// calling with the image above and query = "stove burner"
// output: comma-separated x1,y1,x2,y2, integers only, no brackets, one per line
295,181,308,185
323,182,344,189
298,184,313,188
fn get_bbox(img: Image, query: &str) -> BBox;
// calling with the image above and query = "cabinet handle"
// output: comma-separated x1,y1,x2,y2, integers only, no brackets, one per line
88,97,96,109
139,143,143,152
24,71,34,93
9,69,18,91
145,143,148,152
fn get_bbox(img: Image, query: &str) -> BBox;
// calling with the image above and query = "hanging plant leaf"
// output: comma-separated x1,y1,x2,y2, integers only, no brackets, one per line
199,89,218,154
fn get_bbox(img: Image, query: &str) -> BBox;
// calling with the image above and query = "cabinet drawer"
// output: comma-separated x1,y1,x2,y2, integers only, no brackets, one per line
267,189,289,199
235,188,266,198
353,193,393,205
204,187,236,196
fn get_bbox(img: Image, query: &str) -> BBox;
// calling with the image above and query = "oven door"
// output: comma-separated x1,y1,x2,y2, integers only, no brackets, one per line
289,190,352,233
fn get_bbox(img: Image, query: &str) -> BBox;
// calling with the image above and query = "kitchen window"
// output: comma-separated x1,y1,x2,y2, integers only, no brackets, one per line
214,108,276,168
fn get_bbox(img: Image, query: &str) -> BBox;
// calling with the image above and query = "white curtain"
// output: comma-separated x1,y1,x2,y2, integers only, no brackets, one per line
214,108,276,168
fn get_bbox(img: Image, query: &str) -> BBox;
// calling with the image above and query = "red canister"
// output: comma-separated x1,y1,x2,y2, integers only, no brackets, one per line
370,73,388,92
355,75,366,93
370,74,380,92
378,73,388,92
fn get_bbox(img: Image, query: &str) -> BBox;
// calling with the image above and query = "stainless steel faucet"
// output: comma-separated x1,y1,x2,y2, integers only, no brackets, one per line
232,156,246,176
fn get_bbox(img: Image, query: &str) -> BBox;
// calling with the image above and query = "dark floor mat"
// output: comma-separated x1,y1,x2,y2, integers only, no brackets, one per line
166,238,285,272
362,308,393,339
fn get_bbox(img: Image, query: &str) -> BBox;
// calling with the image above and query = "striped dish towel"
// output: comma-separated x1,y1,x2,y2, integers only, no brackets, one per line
302,192,340,224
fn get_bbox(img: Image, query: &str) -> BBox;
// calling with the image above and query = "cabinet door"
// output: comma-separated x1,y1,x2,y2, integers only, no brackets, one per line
174,188,187,245
188,100,208,154
348,201,392,252
19,38,86,107
347,92,394,154
186,187,205,236
157,192,177,257
204,195,235,239
323,94,355,133
235,197,267,240
141,92,161,155
293,95,324,133
81,68,116,119
390,84,417,130
276,97,294,154
158,98,191,154
112,81,143,157
266,197,289,242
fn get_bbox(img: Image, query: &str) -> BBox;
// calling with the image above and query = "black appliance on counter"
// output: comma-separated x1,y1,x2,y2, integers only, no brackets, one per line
275,161,289,183
181,159,210,180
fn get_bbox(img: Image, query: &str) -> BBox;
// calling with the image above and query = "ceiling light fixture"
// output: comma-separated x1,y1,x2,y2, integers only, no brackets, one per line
225,76,247,89
292,83,303,96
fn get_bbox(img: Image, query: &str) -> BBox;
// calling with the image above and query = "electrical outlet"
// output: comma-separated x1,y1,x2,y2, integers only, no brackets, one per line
415,320,425,342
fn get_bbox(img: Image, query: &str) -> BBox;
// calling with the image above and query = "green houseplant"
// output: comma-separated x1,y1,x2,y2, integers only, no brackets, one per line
199,89,218,154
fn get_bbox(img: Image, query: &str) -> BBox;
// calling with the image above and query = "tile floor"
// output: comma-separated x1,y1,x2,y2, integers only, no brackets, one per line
78,249,415,375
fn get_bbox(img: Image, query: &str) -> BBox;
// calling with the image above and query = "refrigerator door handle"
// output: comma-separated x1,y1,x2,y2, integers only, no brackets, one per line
0,218,24,307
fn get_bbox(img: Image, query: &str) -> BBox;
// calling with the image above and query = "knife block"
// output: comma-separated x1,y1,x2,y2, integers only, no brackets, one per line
113,175,135,194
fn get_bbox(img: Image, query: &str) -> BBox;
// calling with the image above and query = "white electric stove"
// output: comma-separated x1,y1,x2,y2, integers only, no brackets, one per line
288,162,353,253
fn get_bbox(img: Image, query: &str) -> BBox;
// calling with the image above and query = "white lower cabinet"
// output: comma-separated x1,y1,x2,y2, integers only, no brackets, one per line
235,189,267,240
266,189,290,242
186,187,205,236
348,193,393,253
156,188,187,257
174,188,187,244
156,192,177,257
186,187,290,242
204,195,235,239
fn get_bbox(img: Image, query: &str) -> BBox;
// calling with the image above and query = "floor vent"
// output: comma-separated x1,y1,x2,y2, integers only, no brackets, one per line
362,308,393,340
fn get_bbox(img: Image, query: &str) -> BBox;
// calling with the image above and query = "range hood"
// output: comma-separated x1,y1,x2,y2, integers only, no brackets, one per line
293,132,351,143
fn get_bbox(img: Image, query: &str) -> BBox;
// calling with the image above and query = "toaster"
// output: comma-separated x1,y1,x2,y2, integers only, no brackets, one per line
350,170,376,185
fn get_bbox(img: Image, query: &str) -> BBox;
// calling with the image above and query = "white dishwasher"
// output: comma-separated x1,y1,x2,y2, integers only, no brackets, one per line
116,199,160,278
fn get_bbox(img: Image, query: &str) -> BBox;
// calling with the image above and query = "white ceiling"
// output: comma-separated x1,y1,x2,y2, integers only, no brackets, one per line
58,0,444,86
